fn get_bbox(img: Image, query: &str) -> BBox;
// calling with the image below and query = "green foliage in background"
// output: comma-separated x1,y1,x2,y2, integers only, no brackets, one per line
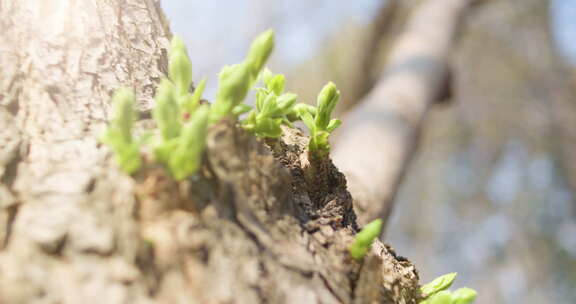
349,219,383,260
420,273,477,304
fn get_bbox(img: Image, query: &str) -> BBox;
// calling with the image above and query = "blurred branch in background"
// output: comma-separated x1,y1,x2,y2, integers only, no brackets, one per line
387,0,576,302
341,0,399,113
333,0,475,227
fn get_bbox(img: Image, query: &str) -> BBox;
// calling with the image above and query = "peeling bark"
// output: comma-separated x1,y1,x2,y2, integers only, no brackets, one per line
0,0,419,303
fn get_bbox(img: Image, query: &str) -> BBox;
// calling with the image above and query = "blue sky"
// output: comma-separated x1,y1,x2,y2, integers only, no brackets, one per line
162,0,576,96
552,0,576,63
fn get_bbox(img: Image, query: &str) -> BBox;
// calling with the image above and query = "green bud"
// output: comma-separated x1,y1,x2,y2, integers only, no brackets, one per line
309,131,329,156
326,119,341,133
452,288,477,304
153,79,181,140
111,88,136,144
101,88,141,174
260,68,273,85
297,109,316,132
420,273,457,297
170,35,188,53
211,30,275,124
293,103,317,117
254,117,282,138
211,63,252,123
258,94,278,118
276,93,297,114
116,143,141,174
317,82,340,112
255,88,267,111
316,82,340,130
349,219,383,260
266,74,285,95
294,83,342,158
242,111,258,132
232,103,252,116
247,29,274,74
169,36,193,95
169,104,210,180
153,138,178,164
422,290,453,304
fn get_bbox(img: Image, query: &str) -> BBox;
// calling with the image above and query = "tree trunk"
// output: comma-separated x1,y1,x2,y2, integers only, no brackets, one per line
0,1,419,303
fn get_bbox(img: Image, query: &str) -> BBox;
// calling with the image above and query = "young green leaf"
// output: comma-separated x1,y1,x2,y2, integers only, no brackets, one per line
168,104,210,180
153,138,178,164
420,273,458,297
452,288,477,304
169,36,193,96
181,78,206,115
153,79,181,140
101,88,141,174
115,143,142,174
315,82,340,130
255,117,283,138
298,110,316,132
257,94,278,118
266,74,285,95
421,290,453,304
246,29,274,74
241,69,297,139
232,103,252,116
276,93,297,114
293,82,341,158
326,119,342,133
260,68,273,85
211,30,275,124
349,219,383,260
110,88,137,143
211,63,251,123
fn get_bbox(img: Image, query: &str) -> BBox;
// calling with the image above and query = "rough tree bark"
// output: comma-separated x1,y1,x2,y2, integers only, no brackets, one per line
0,1,421,303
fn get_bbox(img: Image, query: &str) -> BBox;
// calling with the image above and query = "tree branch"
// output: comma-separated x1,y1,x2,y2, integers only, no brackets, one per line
333,0,474,227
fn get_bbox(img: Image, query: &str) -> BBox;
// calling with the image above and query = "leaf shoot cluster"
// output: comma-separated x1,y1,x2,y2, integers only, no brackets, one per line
102,29,344,180
420,273,477,304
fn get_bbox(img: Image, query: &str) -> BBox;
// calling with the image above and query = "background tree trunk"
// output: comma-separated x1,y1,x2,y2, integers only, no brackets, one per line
333,0,473,226
0,1,420,303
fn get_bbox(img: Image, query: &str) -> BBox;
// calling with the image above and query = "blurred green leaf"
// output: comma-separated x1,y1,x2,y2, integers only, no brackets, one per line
452,288,477,304
169,35,193,96
422,290,453,304
169,104,210,180
211,30,274,124
349,219,383,260
421,273,458,297
153,79,181,140
101,88,141,174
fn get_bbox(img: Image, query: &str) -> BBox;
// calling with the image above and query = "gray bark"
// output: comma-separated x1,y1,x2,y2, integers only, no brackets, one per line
0,0,419,303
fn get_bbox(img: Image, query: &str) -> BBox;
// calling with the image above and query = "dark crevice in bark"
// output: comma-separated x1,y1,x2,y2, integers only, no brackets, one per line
1,205,18,249
319,270,347,304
